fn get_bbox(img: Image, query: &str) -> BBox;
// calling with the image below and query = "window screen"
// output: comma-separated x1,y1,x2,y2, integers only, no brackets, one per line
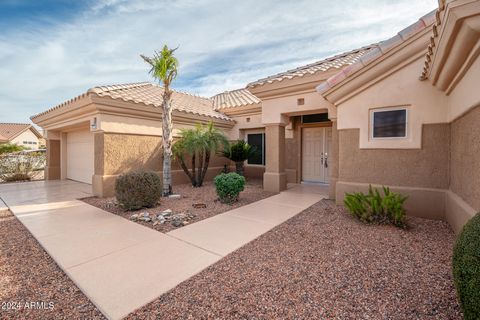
372,109,407,138
247,133,265,165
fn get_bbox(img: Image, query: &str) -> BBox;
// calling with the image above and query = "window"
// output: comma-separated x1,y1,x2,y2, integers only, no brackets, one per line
247,133,265,165
371,108,407,138
302,113,329,124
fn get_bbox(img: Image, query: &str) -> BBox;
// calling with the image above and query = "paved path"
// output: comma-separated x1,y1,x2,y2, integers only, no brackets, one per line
0,180,326,320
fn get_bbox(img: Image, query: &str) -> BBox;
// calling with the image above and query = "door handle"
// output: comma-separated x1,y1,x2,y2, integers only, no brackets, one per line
324,153,328,168
320,152,324,165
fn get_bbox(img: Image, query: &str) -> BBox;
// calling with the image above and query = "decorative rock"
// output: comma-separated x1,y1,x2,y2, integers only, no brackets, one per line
172,219,183,227
182,221,189,226
161,209,172,217
168,194,181,199
142,212,150,218
153,221,159,226
130,214,139,220
143,217,152,222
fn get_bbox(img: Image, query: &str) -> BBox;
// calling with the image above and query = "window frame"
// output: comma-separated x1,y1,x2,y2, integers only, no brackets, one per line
245,132,265,166
370,106,408,140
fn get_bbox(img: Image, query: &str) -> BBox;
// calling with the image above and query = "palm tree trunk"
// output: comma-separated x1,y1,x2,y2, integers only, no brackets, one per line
178,156,195,186
191,153,196,187
235,161,244,176
200,150,210,185
196,149,203,187
162,90,173,196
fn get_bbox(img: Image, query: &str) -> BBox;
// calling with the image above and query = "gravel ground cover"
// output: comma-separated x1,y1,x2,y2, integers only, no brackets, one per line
0,212,104,320
127,200,462,320
82,179,275,233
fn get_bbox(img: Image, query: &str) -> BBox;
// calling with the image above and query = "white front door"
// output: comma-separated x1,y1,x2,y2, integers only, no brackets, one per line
302,127,331,184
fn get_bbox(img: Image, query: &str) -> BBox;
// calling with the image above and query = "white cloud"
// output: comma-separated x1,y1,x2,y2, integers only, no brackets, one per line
0,0,437,122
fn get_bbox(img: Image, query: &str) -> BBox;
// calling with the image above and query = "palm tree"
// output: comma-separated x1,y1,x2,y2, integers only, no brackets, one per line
141,45,178,196
173,122,228,187
222,140,256,176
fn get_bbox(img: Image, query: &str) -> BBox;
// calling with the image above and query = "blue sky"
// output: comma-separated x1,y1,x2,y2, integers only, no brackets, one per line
0,0,437,124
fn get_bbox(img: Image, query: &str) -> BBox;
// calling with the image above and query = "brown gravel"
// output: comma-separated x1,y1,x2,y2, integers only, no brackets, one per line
82,179,275,233
0,212,105,320
127,200,462,320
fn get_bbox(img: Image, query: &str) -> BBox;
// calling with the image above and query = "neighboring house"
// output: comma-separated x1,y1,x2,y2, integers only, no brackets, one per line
0,123,44,149
31,0,479,232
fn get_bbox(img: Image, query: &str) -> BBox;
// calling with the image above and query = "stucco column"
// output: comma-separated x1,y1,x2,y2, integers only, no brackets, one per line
329,119,339,199
263,123,287,192
45,139,61,180
92,131,107,197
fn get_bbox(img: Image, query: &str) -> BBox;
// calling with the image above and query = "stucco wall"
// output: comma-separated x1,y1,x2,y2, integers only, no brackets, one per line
338,124,450,189
93,132,231,196
450,105,480,210
285,119,300,183
446,42,480,122
336,57,448,149
11,129,40,148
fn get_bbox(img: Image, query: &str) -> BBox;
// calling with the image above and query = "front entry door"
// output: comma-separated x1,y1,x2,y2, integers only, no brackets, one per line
302,127,332,184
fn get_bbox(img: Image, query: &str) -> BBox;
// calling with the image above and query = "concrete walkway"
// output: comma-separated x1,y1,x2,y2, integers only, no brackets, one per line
0,180,326,320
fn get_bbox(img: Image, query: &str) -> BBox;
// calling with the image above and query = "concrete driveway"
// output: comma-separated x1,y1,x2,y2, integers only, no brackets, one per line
0,180,326,320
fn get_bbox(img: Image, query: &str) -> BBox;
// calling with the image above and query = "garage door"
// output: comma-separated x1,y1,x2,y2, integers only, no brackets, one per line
66,129,94,184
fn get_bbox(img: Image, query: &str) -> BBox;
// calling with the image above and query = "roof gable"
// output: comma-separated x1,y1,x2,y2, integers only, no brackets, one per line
212,88,261,110
247,45,377,88
317,9,436,97
0,123,42,142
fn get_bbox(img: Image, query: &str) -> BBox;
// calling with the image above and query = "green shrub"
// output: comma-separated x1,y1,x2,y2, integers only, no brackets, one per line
452,212,480,319
214,172,246,204
221,140,256,176
115,170,162,210
0,143,25,155
344,185,407,227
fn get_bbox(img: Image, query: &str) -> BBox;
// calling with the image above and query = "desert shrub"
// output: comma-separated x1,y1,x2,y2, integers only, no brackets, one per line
0,151,45,182
115,170,162,210
3,173,31,182
214,172,246,204
173,122,228,187
221,140,256,176
0,143,25,155
344,185,407,227
452,212,480,319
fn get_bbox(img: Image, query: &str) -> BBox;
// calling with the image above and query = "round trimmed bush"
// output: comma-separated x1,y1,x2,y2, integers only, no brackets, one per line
115,170,162,210
214,172,245,204
452,212,480,319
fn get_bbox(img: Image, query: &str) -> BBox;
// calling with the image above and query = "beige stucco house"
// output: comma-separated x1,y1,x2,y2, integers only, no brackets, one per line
0,123,44,149
32,0,479,232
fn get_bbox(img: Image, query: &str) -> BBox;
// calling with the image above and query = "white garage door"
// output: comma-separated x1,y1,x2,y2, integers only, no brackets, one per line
66,129,94,184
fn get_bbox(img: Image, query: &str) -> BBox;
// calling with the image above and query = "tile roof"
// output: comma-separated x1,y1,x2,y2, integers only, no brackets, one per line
317,9,437,94
420,1,445,81
32,82,232,121
247,45,377,88
0,123,40,142
212,88,261,110
89,82,231,120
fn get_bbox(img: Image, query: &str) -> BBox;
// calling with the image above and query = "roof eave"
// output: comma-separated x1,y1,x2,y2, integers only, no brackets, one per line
318,26,433,105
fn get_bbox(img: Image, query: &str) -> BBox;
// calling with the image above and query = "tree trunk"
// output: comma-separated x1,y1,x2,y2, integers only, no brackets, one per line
235,161,244,176
196,149,204,187
191,153,196,187
200,150,210,185
162,90,173,196
178,156,196,187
